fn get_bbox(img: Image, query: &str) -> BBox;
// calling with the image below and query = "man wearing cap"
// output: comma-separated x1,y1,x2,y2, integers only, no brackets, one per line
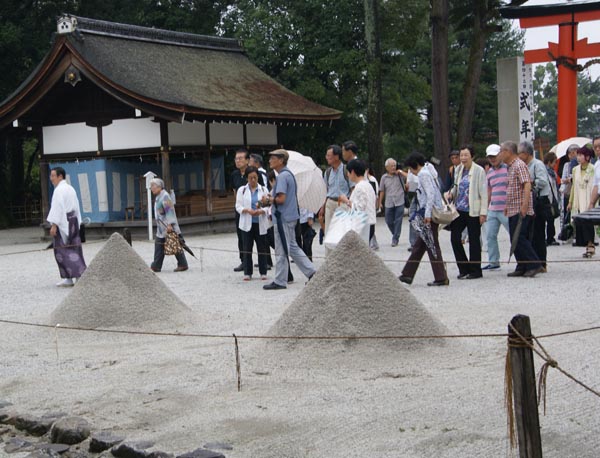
518,140,552,271
483,144,509,270
262,149,316,290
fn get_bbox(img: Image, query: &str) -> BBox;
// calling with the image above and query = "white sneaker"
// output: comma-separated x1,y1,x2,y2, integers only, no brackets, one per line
56,278,74,287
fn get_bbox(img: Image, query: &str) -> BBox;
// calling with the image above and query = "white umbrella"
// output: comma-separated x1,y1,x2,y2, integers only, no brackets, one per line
285,150,326,214
549,137,592,158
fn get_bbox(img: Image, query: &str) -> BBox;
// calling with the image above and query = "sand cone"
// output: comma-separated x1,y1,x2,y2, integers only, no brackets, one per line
267,230,446,346
50,232,198,331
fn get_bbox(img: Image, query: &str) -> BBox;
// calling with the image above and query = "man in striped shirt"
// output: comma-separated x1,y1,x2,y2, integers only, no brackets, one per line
499,141,542,277
483,144,509,270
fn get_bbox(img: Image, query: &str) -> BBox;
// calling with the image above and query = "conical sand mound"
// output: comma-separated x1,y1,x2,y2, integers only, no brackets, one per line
50,233,198,331
266,231,446,348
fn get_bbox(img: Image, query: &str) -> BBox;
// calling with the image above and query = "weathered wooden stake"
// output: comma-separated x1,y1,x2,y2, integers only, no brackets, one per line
509,314,543,458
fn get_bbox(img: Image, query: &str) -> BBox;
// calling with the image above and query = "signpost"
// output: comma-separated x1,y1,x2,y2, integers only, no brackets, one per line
144,171,157,241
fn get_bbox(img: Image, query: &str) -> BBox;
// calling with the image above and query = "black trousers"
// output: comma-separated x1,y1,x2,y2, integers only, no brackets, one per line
295,222,316,262
235,212,243,262
242,223,268,276
509,214,541,273
530,196,549,266
575,220,595,246
151,234,188,271
450,211,482,276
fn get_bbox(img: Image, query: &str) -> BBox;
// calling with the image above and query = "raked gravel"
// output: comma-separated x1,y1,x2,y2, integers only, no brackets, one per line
0,219,599,457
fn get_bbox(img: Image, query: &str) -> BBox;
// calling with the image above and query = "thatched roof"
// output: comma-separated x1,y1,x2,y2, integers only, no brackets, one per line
0,15,341,128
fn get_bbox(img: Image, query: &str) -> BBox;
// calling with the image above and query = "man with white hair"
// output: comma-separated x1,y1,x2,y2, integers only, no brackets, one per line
518,140,552,271
378,158,406,247
149,177,188,273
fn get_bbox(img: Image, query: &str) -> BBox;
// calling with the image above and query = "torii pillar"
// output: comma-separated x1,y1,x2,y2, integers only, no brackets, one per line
511,6,600,142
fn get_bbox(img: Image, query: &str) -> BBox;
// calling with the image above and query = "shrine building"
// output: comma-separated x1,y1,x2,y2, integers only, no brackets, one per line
0,15,341,236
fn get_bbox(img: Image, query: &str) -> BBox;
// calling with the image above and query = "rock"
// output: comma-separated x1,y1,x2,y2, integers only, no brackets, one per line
110,441,155,458
23,450,61,458
0,410,16,425
50,417,91,445
35,443,71,453
176,449,226,458
203,443,233,451
14,413,63,436
4,436,35,453
146,452,173,458
63,451,92,458
88,431,125,453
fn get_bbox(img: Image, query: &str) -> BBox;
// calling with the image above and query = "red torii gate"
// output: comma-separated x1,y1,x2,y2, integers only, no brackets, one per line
502,1,600,142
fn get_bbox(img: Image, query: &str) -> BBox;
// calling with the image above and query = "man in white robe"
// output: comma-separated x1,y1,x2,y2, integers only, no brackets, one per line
47,167,86,286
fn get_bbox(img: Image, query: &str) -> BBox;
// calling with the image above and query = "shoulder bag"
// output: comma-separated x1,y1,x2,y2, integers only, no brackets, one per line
431,178,459,225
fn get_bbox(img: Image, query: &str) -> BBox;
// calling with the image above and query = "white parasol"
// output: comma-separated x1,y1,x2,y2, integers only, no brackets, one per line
549,137,592,158
285,150,327,213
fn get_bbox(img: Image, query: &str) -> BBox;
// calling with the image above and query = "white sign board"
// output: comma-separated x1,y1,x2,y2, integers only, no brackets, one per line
517,57,535,142
497,56,536,144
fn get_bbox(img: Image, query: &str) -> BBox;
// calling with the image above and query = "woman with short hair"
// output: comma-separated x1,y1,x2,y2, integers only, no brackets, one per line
236,166,270,280
149,177,188,272
398,153,449,286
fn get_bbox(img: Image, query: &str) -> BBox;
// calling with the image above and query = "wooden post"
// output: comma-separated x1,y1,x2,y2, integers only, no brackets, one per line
508,314,543,458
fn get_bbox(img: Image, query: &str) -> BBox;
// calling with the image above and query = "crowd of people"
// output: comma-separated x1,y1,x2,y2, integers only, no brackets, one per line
45,135,600,290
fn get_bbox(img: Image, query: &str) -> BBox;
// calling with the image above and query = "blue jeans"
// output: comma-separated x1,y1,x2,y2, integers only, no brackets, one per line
486,210,509,266
384,205,404,244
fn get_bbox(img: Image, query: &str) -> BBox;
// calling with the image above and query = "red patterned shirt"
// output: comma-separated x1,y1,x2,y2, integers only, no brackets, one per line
505,157,534,217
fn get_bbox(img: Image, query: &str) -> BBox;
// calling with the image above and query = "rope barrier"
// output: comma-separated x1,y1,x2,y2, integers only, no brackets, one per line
507,322,600,410
0,318,508,340
2,318,600,343
1,234,598,268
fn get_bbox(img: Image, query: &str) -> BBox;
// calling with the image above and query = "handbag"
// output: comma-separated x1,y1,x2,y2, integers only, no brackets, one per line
164,231,183,255
431,180,459,225
431,199,459,225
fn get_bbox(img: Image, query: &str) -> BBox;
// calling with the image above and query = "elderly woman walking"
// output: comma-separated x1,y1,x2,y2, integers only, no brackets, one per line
398,153,449,286
149,177,188,272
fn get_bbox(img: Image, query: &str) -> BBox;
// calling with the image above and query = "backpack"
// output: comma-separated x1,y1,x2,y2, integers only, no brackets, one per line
325,163,350,191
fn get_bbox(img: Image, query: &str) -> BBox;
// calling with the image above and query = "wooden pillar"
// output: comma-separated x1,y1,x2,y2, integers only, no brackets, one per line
205,122,212,215
508,314,543,458
40,161,50,218
204,151,212,215
159,120,171,189
557,22,578,142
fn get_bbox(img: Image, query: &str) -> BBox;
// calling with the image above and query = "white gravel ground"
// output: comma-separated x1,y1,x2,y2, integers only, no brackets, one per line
0,218,599,457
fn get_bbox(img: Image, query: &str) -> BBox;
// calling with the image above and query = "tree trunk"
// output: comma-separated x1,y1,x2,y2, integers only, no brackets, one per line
363,0,384,177
431,0,451,171
456,1,488,147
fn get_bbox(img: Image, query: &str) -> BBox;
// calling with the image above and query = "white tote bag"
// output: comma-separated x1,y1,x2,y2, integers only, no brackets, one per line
323,208,370,250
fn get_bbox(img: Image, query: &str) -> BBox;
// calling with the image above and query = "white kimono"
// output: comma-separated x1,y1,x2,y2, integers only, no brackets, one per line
47,180,82,244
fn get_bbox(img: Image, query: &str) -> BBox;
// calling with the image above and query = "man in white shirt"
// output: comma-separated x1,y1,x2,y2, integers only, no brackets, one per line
47,167,87,287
